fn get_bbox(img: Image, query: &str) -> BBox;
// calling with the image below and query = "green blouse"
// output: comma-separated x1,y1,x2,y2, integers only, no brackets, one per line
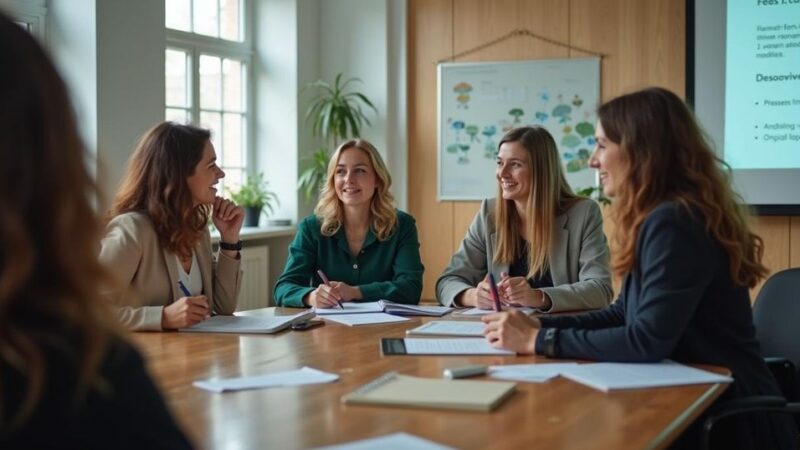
273,210,424,307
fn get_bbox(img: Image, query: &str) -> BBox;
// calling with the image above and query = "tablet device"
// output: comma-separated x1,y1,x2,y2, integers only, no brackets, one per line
380,338,407,355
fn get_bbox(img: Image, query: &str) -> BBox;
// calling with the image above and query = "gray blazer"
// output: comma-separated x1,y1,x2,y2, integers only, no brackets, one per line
99,212,242,331
436,198,613,312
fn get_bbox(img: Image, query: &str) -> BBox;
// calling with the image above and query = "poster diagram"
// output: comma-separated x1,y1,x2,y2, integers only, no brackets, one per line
437,58,601,200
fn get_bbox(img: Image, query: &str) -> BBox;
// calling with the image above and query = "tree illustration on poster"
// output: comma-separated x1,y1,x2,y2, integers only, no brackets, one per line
437,58,601,200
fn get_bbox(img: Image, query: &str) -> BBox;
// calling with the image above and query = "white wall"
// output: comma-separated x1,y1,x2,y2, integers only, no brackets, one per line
48,0,165,209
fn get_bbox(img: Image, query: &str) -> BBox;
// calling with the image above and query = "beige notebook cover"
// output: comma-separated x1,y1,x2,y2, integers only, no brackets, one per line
342,372,516,412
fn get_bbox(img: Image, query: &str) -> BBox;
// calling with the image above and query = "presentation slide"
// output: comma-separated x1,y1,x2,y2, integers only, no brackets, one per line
725,2,800,170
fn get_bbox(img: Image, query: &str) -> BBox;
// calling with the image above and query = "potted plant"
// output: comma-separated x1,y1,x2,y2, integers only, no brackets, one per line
228,172,279,227
299,72,377,201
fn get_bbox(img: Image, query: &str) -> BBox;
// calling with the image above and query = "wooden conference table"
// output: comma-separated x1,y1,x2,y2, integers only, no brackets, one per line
130,307,729,450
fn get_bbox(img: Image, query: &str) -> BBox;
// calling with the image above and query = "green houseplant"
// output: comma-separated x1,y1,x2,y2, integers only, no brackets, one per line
299,73,377,201
228,172,279,227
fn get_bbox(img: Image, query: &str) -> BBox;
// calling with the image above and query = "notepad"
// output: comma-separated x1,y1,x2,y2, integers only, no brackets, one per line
323,313,410,327
406,321,485,337
342,372,516,412
193,366,339,393
180,310,315,334
311,432,455,450
458,307,536,316
382,338,514,355
559,360,734,392
315,301,452,317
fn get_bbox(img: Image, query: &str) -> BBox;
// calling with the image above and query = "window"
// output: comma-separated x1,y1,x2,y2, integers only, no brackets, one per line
165,0,250,194
6,1,47,40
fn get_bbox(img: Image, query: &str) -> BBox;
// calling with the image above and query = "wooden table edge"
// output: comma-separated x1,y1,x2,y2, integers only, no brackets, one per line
646,381,729,450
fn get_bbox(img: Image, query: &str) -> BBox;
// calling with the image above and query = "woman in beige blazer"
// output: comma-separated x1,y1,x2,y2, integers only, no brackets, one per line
436,126,612,313
100,122,244,331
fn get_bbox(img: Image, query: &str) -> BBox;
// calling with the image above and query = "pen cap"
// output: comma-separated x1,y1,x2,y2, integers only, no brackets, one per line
443,364,489,379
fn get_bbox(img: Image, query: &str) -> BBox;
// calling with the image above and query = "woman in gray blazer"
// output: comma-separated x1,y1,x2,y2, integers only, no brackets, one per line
100,122,244,331
436,126,612,313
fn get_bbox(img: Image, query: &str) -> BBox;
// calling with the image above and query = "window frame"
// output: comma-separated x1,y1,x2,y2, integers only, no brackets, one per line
6,1,47,40
165,0,254,193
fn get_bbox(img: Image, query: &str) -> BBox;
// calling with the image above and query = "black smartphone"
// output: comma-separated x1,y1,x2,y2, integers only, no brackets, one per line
291,319,324,331
380,338,408,355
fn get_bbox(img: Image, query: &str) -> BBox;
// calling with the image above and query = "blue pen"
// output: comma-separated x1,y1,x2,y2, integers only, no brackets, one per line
178,280,192,297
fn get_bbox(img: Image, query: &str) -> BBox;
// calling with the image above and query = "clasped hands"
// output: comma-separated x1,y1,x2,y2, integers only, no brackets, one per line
466,272,548,310
306,281,362,308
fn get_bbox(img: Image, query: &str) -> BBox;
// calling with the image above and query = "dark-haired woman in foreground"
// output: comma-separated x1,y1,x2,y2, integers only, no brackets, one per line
0,12,192,448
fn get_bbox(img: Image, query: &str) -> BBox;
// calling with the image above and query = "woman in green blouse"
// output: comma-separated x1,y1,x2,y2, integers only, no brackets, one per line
274,139,424,308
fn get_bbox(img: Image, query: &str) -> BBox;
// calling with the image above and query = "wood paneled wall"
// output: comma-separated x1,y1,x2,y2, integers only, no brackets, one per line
408,0,798,301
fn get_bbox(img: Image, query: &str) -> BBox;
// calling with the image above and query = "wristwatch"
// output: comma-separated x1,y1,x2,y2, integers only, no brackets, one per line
219,240,243,251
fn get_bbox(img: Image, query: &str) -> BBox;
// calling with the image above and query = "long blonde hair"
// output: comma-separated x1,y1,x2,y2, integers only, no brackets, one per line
0,13,120,429
315,139,397,240
493,127,580,278
599,87,767,287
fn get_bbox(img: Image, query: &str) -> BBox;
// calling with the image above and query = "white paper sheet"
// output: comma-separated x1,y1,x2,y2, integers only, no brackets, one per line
406,321,485,337
559,360,734,392
314,303,384,315
323,313,410,326
459,307,536,316
312,432,455,450
193,366,339,393
402,338,514,355
488,363,580,383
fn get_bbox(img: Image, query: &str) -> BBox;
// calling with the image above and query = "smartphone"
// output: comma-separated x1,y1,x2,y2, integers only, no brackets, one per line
291,319,324,331
380,338,408,355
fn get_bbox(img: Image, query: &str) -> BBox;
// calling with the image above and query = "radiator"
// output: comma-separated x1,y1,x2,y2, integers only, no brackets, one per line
236,244,270,311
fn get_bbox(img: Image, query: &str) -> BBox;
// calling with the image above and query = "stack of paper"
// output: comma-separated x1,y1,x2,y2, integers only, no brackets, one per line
406,321,485,337
458,307,536,316
323,313,410,327
488,363,579,383
401,338,514,355
559,360,733,392
194,366,339,393
314,301,452,317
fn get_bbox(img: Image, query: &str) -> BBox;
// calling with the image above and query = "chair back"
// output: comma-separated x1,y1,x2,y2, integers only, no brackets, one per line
753,268,800,402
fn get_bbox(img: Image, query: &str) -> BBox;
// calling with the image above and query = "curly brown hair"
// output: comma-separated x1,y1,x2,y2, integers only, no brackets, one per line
598,87,767,288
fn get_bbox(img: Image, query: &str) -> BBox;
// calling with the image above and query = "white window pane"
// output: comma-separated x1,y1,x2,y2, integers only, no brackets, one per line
200,55,221,110
220,0,241,41
222,113,243,167
222,168,244,198
200,111,222,148
194,0,219,38
166,49,188,107
166,0,191,31
166,108,190,123
222,59,243,112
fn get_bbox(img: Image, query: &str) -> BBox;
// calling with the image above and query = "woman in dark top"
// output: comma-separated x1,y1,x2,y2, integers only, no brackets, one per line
0,13,192,449
482,87,798,449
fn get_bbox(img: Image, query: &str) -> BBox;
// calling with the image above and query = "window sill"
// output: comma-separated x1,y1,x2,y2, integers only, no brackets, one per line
211,225,296,243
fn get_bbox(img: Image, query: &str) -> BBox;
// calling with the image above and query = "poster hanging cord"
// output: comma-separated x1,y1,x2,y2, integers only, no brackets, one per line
436,28,605,64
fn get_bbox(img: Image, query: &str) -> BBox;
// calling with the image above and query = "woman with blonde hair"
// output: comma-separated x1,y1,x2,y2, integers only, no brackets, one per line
482,88,798,449
0,12,192,447
100,122,244,331
274,139,423,307
436,126,612,312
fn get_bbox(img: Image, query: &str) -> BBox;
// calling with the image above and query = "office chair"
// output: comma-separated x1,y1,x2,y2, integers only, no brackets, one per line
701,268,800,449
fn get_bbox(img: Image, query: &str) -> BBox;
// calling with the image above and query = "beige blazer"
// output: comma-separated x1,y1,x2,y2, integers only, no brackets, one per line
100,212,242,331
436,198,613,312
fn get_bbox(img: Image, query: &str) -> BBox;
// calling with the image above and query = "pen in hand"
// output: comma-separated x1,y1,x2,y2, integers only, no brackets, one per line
178,281,210,319
488,273,502,312
316,269,344,309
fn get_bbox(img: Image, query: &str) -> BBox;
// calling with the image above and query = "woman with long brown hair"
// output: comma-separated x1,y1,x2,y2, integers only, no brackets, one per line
436,126,612,312
100,122,244,330
482,88,798,449
273,139,423,307
0,12,192,448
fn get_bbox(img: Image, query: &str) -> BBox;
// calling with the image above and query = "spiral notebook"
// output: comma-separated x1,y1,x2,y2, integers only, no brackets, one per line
342,372,516,412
